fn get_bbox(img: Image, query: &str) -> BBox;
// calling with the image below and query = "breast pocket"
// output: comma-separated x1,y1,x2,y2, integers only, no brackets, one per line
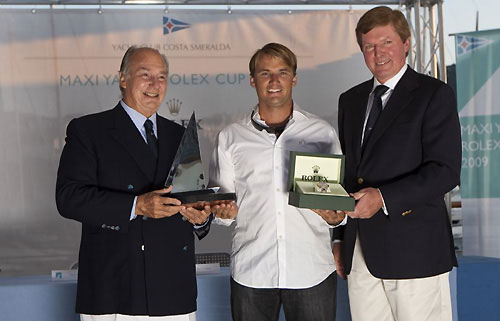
99,140,154,191
381,120,421,155
282,139,332,155
390,119,420,132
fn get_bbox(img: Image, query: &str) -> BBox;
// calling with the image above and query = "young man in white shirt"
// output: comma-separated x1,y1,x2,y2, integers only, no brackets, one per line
208,42,345,321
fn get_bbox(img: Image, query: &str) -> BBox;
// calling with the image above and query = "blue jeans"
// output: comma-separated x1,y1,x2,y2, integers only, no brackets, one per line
230,272,337,321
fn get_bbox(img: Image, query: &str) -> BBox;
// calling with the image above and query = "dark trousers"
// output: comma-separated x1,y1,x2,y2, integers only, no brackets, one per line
231,272,337,321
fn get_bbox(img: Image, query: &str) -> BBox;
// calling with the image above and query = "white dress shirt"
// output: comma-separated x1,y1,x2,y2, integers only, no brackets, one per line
361,64,408,143
210,103,342,289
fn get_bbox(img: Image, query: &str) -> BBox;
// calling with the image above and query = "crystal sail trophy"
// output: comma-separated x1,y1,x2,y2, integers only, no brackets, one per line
164,112,236,208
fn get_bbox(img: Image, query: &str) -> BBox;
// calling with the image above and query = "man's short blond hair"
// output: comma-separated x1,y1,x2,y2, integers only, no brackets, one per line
249,43,297,77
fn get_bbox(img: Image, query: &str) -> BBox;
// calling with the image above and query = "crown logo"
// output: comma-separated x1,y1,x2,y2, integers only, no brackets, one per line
166,98,182,115
312,165,320,174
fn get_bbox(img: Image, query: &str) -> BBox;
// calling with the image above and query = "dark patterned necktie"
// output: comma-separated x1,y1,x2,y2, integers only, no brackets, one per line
363,85,389,146
144,119,158,159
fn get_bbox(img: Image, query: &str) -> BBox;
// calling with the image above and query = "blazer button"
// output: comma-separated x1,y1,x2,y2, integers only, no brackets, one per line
182,216,187,221
402,210,413,216
101,224,106,229
183,245,188,251
141,245,145,251
142,216,148,221
357,177,364,184
115,226,120,231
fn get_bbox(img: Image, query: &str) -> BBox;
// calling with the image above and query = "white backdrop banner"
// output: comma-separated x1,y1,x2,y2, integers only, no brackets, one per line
0,9,368,275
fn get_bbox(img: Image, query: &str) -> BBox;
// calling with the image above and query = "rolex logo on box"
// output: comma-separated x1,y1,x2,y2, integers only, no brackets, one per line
288,151,354,211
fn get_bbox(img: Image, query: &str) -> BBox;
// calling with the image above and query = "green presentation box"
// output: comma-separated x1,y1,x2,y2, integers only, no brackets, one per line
288,151,355,211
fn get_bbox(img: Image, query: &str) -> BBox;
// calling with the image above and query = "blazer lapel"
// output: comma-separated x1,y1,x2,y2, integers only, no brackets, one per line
361,68,419,160
109,104,157,182
352,81,372,165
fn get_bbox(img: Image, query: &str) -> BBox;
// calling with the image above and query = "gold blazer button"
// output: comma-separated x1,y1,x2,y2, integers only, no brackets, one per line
402,210,413,216
357,177,364,184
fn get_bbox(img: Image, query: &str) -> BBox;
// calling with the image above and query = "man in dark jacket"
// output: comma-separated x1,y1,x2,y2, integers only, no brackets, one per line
335,6,460,321
56,46,211,321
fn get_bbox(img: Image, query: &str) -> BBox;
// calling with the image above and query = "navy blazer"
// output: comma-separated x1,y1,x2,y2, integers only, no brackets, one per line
56,104,208,316
336,67,461,279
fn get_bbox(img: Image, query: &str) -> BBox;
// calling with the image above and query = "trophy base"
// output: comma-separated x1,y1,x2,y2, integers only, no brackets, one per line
170,189,236,209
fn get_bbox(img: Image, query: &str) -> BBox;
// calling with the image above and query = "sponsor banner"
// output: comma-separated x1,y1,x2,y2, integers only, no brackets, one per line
0,9,368,273
456,29,500,257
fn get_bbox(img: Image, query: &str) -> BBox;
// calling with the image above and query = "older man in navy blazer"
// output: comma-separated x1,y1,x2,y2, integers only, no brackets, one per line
56,46,211,321
334,7,461,321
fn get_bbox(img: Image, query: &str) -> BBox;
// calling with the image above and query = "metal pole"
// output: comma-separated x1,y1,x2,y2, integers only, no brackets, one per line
429,4,438,78
406,5,415,69
423,5,429,74
437,0,447,82
414,0,423,73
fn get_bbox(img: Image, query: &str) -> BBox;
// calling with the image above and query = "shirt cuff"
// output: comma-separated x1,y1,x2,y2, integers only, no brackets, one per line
213,216,235,226
193,214,212,229
378,188,389,215
329,214,348,228
130,196,138,220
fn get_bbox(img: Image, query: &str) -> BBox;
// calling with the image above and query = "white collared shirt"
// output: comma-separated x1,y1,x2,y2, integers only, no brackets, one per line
209,103,342,289
361,64,408,143
120,100,158,141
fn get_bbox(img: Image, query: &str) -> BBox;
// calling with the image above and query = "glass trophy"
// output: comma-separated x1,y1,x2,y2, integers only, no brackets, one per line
165,112,236,208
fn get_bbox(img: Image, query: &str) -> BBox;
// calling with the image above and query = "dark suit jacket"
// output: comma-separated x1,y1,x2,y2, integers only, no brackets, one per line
336,67,461,279
56,103,209,316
